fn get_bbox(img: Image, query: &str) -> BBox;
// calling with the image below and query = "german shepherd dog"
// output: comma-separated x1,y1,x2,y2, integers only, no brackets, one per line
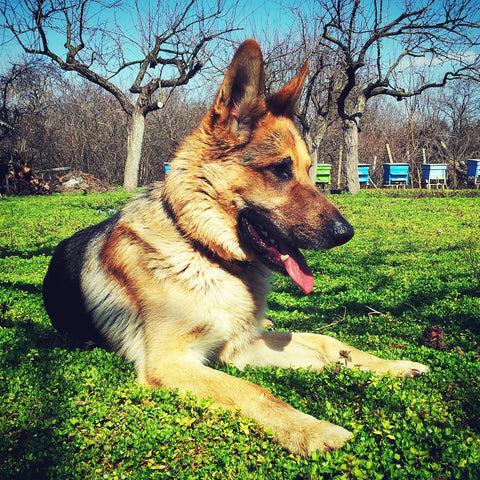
43,40,429,457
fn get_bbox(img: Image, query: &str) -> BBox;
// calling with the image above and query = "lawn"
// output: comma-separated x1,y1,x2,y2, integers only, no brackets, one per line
1,190,479,479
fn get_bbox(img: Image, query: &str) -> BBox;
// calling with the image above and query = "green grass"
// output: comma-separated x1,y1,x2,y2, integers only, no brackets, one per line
1,190,479,479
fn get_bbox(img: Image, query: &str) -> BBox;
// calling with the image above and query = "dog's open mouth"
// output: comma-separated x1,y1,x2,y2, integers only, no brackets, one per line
238,212,314,294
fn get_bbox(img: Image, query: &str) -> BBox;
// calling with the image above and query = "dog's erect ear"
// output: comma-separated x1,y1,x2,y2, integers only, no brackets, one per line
212,39,266,140
266,61,309,119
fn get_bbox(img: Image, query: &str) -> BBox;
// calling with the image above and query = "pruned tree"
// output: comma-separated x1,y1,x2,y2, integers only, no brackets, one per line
289,0,480,193
1,0,238,191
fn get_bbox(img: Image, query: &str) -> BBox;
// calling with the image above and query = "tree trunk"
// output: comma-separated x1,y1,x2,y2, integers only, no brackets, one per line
304,130,318,183
123,108,146,193
343,117,360,194
303,122,328,184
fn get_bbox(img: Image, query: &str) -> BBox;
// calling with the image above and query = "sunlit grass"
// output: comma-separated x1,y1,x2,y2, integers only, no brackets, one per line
1,190,479,479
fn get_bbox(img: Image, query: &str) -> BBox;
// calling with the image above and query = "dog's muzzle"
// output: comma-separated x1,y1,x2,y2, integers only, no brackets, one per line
331,218,355,247
238,209,354,294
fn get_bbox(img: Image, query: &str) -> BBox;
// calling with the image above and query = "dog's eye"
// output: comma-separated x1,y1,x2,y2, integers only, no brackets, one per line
268,157,292,180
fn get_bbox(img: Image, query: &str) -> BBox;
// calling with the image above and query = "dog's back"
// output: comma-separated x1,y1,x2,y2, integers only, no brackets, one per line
43,216,118,345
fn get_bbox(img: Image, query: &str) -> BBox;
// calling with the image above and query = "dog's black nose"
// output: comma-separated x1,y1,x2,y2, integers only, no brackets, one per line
333,219,354,246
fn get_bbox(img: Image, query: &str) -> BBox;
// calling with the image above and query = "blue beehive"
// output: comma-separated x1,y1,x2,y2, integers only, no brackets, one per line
383,163,409,186
421,164,447,189
467,159,480,185
358,164,370,185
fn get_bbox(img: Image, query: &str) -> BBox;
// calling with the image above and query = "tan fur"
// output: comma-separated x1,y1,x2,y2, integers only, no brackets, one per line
43,39,429,457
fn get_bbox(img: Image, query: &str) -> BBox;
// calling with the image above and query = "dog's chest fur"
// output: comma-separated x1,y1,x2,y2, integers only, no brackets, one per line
81,185,272,367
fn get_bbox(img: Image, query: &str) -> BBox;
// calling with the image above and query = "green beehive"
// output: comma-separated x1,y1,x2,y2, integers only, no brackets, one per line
316,164,332,185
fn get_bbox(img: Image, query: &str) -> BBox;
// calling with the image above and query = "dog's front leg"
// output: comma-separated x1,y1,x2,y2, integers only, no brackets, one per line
137,355,352,457
226,331,429,377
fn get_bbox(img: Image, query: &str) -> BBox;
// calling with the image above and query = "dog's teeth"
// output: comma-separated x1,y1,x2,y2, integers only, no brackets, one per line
280,254,290,262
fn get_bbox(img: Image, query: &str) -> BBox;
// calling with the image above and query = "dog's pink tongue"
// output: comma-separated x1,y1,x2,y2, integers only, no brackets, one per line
279,241,314,294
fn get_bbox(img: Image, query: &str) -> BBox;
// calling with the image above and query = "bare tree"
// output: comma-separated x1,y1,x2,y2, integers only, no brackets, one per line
46,81,128,182
290,0,480,193
296,45,344,183
431,79,480,186
253,24,344,183
141,91,207,185
1,0,239,191
0,57,62,163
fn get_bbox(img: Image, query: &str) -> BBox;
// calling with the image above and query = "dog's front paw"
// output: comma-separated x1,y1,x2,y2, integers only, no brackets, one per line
280,417,352,457
309,421,353,454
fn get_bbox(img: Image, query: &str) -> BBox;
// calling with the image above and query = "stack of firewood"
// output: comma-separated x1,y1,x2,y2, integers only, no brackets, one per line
1,164,51,196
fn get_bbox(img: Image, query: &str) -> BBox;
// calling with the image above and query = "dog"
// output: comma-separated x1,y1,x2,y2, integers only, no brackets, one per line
43,39,429,457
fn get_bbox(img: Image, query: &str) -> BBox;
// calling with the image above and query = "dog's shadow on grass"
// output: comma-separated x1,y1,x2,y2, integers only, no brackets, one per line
1,279,114,479
2,326,69,478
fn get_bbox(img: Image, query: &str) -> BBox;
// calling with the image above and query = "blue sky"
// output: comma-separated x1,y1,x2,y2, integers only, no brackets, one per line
0,0,296,86
1,0,478,92
0,0,290,60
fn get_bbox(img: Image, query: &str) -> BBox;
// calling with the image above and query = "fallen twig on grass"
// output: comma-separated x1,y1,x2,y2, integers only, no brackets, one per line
315,307,346,332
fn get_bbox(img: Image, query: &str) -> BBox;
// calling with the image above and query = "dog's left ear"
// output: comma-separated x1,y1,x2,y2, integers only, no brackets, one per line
266,61,309,119
211,39,267,141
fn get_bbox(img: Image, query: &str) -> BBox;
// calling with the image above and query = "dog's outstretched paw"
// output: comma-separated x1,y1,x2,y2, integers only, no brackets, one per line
280,418,353,457
384,360,430,378
311,421,354,454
